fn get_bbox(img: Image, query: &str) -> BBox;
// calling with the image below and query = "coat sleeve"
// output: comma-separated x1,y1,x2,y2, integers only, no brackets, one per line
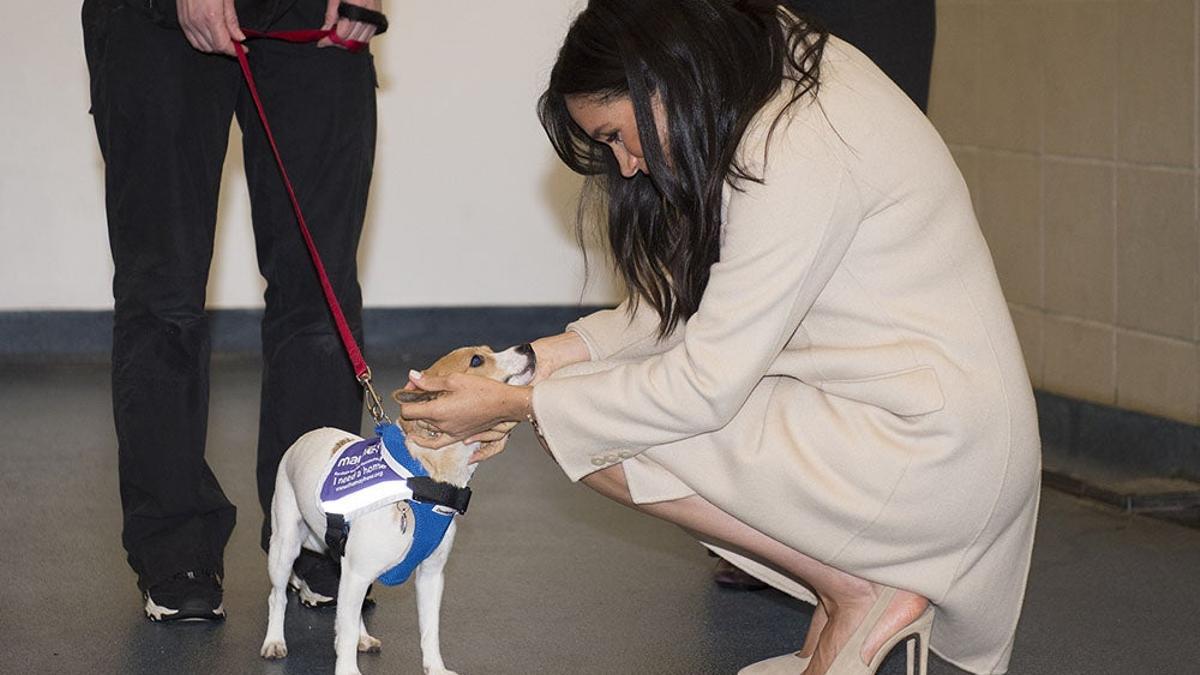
533,118,861,482
565,298,683,362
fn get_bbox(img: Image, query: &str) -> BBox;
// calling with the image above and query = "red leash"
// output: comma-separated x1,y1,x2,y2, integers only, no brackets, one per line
233,30,389,424
241,28,364,50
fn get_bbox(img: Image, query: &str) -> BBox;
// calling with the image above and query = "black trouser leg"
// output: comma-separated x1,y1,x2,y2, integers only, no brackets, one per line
234,1,376,550
783,0,936,112
84,0,240,591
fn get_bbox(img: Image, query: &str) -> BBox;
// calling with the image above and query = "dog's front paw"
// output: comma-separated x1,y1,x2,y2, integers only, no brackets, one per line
357,634,382,653
260,640,288,659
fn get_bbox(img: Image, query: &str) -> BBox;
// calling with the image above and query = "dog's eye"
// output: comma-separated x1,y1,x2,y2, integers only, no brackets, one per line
469,355,484,368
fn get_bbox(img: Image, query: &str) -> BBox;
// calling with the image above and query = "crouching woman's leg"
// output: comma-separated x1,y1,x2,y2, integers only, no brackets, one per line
580,464,929,675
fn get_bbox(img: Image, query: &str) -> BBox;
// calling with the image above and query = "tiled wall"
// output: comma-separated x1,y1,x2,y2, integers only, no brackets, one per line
929,0,1200,426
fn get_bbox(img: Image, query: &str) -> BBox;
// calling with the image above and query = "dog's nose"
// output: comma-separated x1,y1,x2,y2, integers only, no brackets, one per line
515,343,537,369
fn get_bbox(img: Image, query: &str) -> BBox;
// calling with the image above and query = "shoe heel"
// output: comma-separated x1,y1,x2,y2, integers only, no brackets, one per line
869,605,934,675
825,589,936,675
902,608,933,675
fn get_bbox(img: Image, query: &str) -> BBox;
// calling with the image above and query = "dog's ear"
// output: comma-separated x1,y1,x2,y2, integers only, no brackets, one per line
392,389,443,405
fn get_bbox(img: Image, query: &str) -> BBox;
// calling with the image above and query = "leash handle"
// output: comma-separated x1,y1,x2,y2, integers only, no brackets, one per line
234,30,389,423
336,4,388,36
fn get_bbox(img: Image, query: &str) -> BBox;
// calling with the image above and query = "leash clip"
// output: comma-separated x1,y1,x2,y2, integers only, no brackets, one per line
359,368,391,425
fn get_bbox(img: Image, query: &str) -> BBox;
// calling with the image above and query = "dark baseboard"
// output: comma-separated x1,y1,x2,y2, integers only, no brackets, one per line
1036,390,1200,483
0,307,606,365
1036,390,1200,528
3,309,1198,522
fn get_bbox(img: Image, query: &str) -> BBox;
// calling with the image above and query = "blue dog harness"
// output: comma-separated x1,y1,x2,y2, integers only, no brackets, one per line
319,424,471,586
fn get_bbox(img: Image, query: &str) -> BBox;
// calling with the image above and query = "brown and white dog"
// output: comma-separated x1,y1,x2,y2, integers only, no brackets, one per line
260,344,536,675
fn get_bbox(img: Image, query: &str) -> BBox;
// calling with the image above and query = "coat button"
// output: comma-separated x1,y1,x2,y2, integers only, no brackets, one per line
605,454,619,463
618,451,632,459
591,457,606,466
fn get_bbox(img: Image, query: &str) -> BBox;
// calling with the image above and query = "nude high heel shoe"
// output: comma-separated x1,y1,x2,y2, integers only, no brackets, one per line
824,587,934,675
737,652,811,674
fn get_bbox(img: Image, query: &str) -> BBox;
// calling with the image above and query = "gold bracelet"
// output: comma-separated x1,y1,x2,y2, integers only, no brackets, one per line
523,390,544,438
525,411,542,434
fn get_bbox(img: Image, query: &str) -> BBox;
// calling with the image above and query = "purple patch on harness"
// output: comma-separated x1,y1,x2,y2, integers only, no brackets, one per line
319,437,404,504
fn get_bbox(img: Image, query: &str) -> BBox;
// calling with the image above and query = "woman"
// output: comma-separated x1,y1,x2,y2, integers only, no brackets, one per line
401,1,1040,673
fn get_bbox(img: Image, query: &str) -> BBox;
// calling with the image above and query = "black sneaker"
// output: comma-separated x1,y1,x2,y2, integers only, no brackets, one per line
289,549,373,609
143,571,226,622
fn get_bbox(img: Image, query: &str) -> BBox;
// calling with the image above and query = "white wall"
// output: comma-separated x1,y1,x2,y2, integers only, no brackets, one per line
0,1,619,311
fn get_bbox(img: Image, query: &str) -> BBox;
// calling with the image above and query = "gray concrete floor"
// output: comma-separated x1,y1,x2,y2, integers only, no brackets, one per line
2,361,1198,674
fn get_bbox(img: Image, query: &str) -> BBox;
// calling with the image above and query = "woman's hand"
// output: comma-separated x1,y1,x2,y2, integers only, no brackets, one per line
399,371,532,449
470,436,510,465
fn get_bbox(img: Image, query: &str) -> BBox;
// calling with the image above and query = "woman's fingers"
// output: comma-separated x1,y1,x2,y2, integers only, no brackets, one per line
397,387,456,425
408,370,451,392
410,430,458,449
464,429,508,445
399,372,522,441
470,437,510,464
396,399,433,423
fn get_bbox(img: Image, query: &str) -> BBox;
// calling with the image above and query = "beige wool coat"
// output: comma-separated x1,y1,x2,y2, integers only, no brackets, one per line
531,36,1041,675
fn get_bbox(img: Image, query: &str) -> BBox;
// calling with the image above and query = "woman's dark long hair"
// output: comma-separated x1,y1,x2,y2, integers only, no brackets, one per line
538,0,827,337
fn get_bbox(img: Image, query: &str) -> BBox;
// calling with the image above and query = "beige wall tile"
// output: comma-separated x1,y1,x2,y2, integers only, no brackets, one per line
977,2,1043,152
977,152,1043,306
1043,2,1117,158
1043,316,1115,404
1115,168,1197,339
1116,0,1196,167
1009,304,1044,388
1116,331,1200,424
1044,161,1115,322
929,2,980,145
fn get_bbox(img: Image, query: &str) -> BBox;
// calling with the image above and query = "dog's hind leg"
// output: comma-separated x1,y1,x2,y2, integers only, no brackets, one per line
333,565,374,675
261,472,303,660
357,614,381,653
415,520,459,675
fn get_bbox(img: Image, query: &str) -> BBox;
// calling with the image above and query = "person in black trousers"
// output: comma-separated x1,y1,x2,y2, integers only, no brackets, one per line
82,0,382,620
714,0,935,590
785,0,935,112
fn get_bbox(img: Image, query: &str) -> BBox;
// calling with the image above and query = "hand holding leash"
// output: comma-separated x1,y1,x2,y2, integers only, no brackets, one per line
320,0,386,49
178,0,246,56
